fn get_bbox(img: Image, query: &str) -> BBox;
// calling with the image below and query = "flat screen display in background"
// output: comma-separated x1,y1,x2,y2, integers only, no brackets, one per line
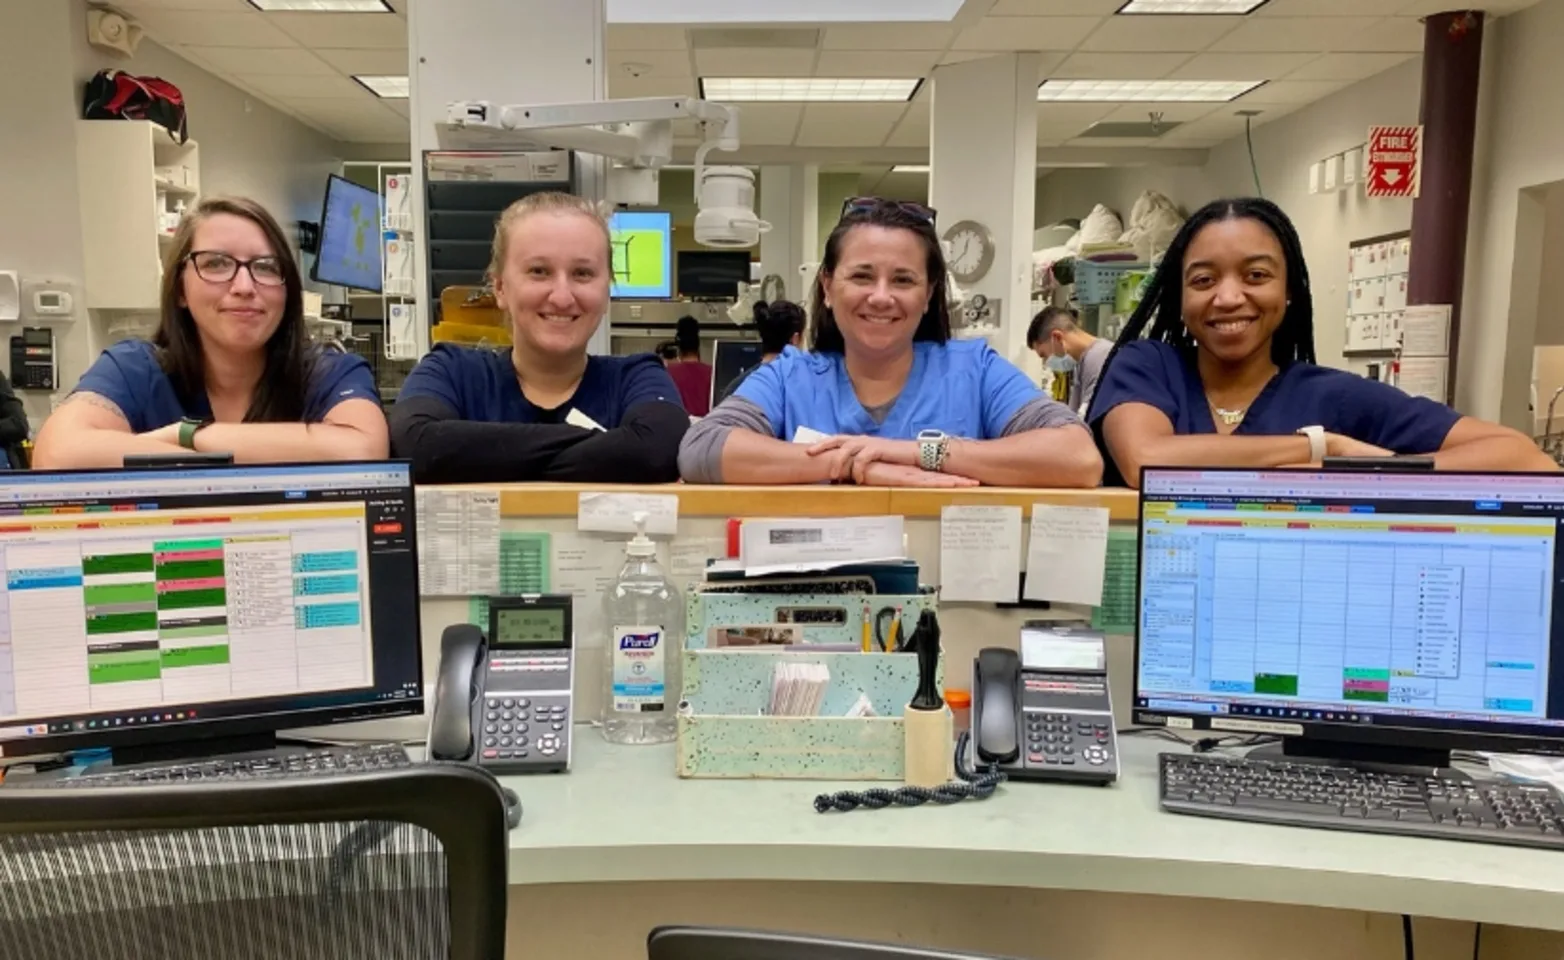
677,250,752,299
609,210,672,299
311,174,384,293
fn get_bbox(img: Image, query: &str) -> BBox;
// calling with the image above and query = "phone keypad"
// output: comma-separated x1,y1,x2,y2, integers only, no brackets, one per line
481,698,535,761
1023,712,1114,769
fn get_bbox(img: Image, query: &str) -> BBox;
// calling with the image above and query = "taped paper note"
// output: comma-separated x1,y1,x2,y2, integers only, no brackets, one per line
938,505,1022,603
468,532,551,626
669,536,725,587
1090,527,1139,635
578,492,679,536
416,489,499,596
1023,504,1109,606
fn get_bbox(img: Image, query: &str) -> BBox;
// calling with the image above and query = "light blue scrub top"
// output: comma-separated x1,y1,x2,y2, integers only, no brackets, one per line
733,338,1039,440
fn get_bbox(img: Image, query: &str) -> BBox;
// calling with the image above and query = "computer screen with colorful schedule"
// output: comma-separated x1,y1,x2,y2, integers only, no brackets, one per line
1134,468,1564,755
0,462,422,758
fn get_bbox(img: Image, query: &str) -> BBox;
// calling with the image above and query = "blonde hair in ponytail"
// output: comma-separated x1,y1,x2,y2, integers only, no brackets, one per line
488,191,613,282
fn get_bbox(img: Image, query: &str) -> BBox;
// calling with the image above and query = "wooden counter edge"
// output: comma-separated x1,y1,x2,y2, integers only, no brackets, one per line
481,484,1138,520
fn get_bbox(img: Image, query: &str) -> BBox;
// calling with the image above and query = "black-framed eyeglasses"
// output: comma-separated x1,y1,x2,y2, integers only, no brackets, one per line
186,250,287,287
840,196,937,225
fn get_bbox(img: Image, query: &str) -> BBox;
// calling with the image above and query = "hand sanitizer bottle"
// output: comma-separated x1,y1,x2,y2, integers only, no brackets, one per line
601,512,682,744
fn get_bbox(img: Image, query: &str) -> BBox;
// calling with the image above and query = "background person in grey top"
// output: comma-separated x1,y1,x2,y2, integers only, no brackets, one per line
1028,306,1113,416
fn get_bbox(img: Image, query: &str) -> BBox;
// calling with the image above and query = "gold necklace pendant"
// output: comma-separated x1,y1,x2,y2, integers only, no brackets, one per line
1212,405,1246,426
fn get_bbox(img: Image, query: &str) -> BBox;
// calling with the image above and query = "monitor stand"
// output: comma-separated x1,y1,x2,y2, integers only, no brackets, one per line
108,730,280,769
1249,736,1459,778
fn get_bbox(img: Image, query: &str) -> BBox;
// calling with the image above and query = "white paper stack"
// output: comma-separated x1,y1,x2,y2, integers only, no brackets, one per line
768,662,831,717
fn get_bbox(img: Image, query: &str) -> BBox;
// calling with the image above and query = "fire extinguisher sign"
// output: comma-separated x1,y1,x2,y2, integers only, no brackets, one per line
1366,125,1422,199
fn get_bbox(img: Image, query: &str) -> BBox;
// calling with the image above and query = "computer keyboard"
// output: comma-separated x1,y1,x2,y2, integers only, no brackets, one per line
7,743,412,789
1159,752,1564,850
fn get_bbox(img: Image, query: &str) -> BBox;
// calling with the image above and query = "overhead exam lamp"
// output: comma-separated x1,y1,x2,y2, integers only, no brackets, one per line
443,96,770,249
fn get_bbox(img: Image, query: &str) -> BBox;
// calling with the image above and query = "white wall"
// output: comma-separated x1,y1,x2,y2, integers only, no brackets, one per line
70,1,343,229
1036,60,1422,374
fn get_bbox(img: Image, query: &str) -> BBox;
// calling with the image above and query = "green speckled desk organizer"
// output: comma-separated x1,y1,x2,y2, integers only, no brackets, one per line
676,650,944,781
685,586,937,648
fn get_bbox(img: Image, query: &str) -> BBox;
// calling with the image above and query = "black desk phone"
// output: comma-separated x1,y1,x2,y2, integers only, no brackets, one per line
428,594,575,774
972,624,1119,785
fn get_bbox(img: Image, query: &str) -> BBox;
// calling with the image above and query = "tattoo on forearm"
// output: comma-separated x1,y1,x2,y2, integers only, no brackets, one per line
61,391,128,422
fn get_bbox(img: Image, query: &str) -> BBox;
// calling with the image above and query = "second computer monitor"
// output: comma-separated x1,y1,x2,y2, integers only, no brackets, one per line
1134,467,1564,761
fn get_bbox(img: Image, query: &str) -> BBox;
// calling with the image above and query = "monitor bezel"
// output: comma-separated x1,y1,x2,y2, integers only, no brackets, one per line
309,173,385,294
1131,464,1564,757
0,459,423,759
608,209,673,300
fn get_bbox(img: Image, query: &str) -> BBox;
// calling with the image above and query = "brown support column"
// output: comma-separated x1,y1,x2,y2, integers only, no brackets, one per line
1407,10,1484,406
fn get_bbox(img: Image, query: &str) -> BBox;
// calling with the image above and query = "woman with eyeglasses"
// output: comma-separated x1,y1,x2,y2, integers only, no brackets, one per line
678,198,1101,488
33,196,386,468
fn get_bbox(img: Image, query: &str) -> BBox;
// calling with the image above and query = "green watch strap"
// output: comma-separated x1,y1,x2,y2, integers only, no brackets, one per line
177,418,208,450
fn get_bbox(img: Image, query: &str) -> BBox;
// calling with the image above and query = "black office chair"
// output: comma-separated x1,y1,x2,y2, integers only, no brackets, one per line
0,763,509,960
648,926,1024,960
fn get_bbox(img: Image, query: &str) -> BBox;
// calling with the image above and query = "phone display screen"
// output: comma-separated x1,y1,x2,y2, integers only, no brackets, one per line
493,606,567,647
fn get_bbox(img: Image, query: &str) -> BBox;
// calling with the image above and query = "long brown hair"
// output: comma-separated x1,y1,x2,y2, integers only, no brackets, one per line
155,195,314,421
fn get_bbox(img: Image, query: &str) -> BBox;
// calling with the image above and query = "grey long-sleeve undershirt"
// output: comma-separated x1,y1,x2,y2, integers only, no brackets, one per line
677,395,1082,484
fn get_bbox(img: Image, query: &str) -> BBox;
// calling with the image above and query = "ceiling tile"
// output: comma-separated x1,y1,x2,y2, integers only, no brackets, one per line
1169,52,1317,80
606,24,688,50
313,47,408,74
814,50,942,77
794,103,903,147
238,73,369,98
608,50,693,77
266,11,407,48
884,101,929,147
608,74,698,98
727,103,805,145
695,48,817,76
1255,0,1412,14
1102,101,1223,123
1211,17,1370,51
320,115,411,143
1232,79,1350,104
1078,14,1245,52
953,16,1104,51
822,24,957,50
1064,135,1158,147
177,45,330,75
110,0,263,11
383,99,409,117
1052,52,1191,79
1035,102,1116,142
277,96,396,125
1158,111,1250,143
1329,17,1425,52
126,9,295,47
1285,52,1415,81
991,0,1122,12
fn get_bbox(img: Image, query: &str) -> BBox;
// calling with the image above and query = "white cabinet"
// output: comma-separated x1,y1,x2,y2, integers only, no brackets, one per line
75,120,200,310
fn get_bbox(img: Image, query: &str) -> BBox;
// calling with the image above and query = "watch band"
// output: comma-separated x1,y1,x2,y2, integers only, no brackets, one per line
178,417,212,450
1296,425,1325,463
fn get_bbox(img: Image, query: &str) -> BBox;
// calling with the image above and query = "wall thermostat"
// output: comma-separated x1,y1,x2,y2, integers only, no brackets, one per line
20,280,78,321
31,290,72,316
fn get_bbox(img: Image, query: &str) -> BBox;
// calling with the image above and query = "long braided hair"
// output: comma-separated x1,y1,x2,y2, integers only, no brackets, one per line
1092,197,1316,411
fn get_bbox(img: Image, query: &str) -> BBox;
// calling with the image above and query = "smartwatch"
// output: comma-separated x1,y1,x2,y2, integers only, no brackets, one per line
177,417,214,450
1296,425,1326,463
916,429,951,473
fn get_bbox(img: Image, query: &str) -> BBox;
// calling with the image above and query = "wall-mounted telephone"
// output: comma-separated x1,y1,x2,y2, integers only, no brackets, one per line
9,327,54,390
972,624,1118,785
428,594,575,774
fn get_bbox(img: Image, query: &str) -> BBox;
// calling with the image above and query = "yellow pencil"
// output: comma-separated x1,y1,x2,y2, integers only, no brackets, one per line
861,604,872,652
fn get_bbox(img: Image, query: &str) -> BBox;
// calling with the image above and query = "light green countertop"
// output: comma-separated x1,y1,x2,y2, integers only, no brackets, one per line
502,736,1564,930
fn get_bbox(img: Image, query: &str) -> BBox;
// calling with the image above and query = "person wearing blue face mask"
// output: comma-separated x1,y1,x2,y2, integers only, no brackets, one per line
1028,306,1110,417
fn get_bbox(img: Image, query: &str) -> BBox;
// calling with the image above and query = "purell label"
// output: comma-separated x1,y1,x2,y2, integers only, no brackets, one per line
611,625,666,713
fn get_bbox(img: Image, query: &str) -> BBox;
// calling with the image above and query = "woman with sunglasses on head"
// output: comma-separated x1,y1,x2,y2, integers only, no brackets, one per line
679,198,1101,488
33,196,386,469
1087,197,1552,488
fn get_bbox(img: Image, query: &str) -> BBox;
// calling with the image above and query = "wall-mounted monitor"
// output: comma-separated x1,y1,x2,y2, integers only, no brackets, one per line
310,174,383,293
609,210,672,299
677,250,751,300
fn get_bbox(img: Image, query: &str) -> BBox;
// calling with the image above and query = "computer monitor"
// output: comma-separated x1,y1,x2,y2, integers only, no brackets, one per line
310,174,384,293
609,210,672,300
710,338,764,408
677,251,751,300
1134,467,1564,767
0,462,423,766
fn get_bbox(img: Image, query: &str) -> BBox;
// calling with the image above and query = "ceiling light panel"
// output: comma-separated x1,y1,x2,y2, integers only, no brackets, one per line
1038,79,1263,102
1117,0,1267,12
891,164,930,173
354,75,409,98
701,78,921,102
249,0,393,10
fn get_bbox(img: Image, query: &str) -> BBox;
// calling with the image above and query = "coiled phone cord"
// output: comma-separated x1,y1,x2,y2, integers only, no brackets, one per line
812,731,1006,813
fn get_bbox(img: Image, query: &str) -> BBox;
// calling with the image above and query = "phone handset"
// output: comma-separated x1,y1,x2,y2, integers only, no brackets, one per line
429,623,485,762
973,647,1021,765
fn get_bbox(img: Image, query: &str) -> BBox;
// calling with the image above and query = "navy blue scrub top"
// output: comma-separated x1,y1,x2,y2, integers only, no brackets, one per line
73,339,379,431
396,344,682,425
1087,340,1462,487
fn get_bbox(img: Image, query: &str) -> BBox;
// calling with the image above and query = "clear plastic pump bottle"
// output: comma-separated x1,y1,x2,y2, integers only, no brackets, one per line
601,512,683,744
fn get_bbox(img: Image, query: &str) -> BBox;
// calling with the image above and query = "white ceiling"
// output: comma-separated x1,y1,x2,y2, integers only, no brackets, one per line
102,0,1540,157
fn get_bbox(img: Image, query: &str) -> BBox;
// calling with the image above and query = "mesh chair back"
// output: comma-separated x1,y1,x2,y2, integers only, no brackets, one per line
0,762,508,960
